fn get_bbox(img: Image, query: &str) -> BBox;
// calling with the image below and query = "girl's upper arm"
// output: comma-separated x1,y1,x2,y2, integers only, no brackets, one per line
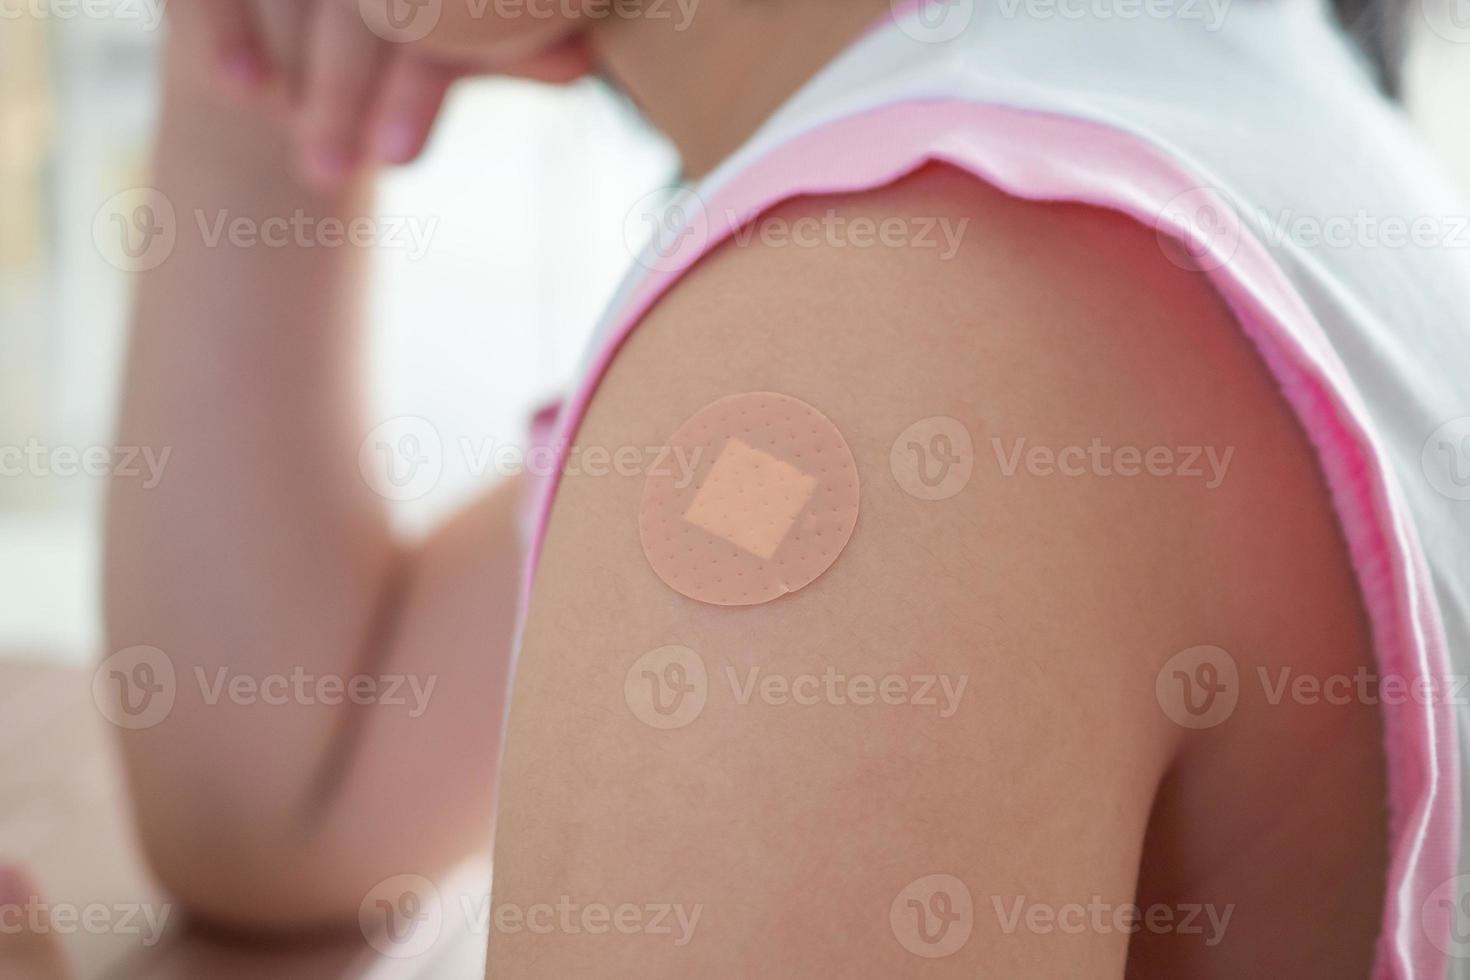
482,164,1350,977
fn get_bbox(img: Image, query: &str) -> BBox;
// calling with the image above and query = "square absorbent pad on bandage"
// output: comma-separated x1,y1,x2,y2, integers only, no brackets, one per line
639,392,860,606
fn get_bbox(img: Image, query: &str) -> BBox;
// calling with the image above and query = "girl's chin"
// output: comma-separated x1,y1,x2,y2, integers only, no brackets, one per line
493,34,600,84
422,17,588,73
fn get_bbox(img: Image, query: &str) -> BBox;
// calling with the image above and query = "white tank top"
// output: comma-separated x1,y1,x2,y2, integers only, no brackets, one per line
522,2,1470,975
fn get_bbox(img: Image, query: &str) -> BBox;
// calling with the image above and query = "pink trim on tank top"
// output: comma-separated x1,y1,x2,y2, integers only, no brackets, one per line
515,99,1459,979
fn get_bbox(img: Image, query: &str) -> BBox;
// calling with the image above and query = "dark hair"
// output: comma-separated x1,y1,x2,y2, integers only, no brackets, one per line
1333,0,1408,94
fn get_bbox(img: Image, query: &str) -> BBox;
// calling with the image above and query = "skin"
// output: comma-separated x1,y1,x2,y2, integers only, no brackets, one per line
193,0,590,190
103,14,526,930
90,0,1387,976
489,169,1386,978
0,867,71,980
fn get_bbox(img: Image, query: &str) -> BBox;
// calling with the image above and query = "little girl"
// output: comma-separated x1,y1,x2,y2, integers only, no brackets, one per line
84,0,1470,976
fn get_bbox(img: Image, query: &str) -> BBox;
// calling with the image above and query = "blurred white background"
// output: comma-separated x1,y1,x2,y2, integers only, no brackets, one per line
0,4,1467,664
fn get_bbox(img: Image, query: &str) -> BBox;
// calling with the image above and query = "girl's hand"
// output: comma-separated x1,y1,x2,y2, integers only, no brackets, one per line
187,0,593,192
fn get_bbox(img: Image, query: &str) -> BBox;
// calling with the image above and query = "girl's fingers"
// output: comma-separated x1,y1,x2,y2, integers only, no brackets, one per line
370,55,458,166
365,34,594,168
192,0,271,97
297,0,392,191
288,0,593,183
251,0,313,104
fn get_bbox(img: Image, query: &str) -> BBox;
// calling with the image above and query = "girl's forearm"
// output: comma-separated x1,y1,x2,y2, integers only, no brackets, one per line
104,25,397,868
106,22,524,929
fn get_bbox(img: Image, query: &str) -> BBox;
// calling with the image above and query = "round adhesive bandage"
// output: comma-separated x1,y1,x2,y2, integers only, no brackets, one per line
640,392,860,606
